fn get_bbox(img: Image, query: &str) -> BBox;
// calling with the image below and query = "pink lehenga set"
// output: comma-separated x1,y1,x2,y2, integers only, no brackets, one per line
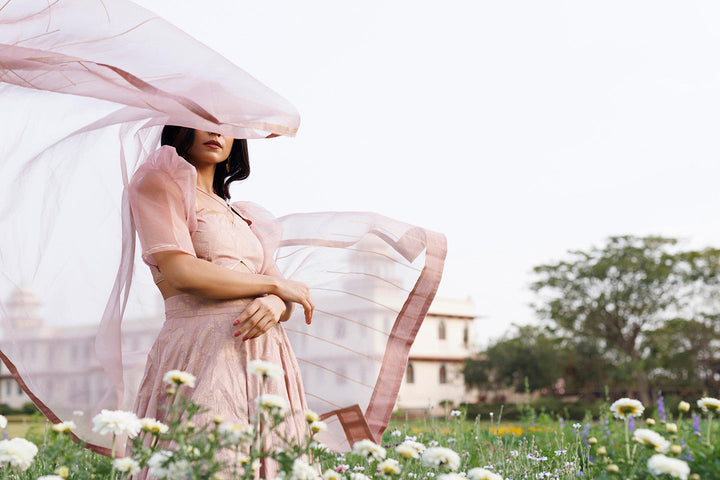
129,147,310,478
0,0,446,469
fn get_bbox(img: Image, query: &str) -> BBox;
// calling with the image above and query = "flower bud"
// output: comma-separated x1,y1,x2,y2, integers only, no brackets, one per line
213,415,223,425
670,445,682,455
588,437,598,445
54,466,70,479
689,474,701,480
597,446,607,456
166,388,176,396
678,401,690,412
606,464,619,473
645,418,656,426
665,423,678,433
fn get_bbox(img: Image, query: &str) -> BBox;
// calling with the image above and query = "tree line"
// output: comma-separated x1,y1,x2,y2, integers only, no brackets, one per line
463,236,720,405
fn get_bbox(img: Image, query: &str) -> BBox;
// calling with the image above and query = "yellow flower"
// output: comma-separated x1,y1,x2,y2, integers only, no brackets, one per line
597,446,607,456
162,370,196,387
378,459,401,475
51,422,76,433
54,466,70,479
588,437,598,445
606,464,619,473
310,421,327,434
632,429,670,453
697,397,720,414
670,445,682,455
678,401,690,412
665,423,678,434
645,418,656,426
610,398,645,419
304,410,320,423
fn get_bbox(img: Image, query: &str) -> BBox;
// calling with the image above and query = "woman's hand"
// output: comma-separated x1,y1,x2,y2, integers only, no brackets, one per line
233,295,287,340
274,279,314,324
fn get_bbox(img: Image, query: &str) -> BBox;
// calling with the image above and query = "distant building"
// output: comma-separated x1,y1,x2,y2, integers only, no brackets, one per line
0,287,161,410
397,297,477,414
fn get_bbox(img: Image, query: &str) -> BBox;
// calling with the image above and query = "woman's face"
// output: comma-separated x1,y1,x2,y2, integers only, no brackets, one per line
186,130,234,167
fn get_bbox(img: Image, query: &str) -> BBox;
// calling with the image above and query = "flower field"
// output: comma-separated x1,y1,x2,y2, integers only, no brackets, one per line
0,365,718,479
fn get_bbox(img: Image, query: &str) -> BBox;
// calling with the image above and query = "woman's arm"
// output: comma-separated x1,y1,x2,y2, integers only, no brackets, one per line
154,251,313,323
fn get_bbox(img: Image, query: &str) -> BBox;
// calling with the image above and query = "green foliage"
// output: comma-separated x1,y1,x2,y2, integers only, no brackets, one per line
465,234,720,435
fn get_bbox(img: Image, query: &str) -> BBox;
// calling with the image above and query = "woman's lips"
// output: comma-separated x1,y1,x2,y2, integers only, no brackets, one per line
204,140,222,149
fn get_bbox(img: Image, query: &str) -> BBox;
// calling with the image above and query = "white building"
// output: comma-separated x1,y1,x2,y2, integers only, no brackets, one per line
0,287,162,411
397,297,477,414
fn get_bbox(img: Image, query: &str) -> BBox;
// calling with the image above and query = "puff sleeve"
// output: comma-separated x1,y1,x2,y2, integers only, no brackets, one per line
128,169,197,267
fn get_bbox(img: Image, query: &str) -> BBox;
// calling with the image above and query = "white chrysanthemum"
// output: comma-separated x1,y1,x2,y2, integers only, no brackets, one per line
467,468,503,480
51,421,76,433
0,415,6,429
310,421,327,433
218,422,255,445
633,428,670,453
167,459,192,480
0,437,38,471
397,444,421,459
378,459,401,475
305,410,320,423
247,360,285,379
37,476,64,480
352,439,387,461
610,398,645,419
421,447,461,471
323,469,343,480
140,418,169,435
162,370,196,387
114,457,141,474
148,450,173,478
438,474,466,480
647,454,690,480
697,397,720,414
289,458,318,480
92,410,142,438
350,473,371,480
256,394,289,415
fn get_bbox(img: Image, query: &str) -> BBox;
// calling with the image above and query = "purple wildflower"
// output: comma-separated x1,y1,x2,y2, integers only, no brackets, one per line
692,414,702,437
628,416,636,432
657,391,667,422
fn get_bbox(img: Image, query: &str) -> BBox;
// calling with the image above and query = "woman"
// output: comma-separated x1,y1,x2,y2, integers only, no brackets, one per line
0,0,446,463
129,126,314,477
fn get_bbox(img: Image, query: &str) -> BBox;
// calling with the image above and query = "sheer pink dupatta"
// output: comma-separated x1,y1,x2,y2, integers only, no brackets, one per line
0,0,446,454
0,0,298,454
236,204,446,449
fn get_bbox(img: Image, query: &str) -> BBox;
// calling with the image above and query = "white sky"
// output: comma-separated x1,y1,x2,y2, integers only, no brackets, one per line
132,0,720,347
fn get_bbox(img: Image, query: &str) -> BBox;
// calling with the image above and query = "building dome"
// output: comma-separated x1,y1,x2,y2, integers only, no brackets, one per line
5,285,44,331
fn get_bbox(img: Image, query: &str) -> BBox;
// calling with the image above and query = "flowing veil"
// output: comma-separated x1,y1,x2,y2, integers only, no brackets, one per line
0,0,445,453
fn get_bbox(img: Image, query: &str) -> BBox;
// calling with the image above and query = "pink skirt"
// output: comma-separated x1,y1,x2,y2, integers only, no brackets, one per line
132,294,309,479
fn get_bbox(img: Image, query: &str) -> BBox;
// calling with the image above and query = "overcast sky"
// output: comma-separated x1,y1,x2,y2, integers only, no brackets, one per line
131,0,720,346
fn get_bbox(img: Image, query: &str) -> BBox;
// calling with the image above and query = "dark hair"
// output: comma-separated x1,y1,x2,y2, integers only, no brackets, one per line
160,125,250,201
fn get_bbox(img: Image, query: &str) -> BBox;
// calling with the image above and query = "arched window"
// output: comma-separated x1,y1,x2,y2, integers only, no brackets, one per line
406,363,415,384
439,364,447,384
438,321,446,340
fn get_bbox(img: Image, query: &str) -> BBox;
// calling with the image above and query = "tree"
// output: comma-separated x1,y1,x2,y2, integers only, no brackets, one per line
464,325,567,394
532,235,720,404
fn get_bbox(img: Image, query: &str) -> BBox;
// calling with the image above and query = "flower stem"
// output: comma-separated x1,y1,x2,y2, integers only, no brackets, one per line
707,414,713,446
624,417,631,464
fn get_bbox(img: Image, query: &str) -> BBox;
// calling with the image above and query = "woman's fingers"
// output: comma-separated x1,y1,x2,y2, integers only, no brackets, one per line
234,296,285,339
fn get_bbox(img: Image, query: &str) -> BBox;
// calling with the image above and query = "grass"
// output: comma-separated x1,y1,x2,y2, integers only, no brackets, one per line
3,397,719,479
